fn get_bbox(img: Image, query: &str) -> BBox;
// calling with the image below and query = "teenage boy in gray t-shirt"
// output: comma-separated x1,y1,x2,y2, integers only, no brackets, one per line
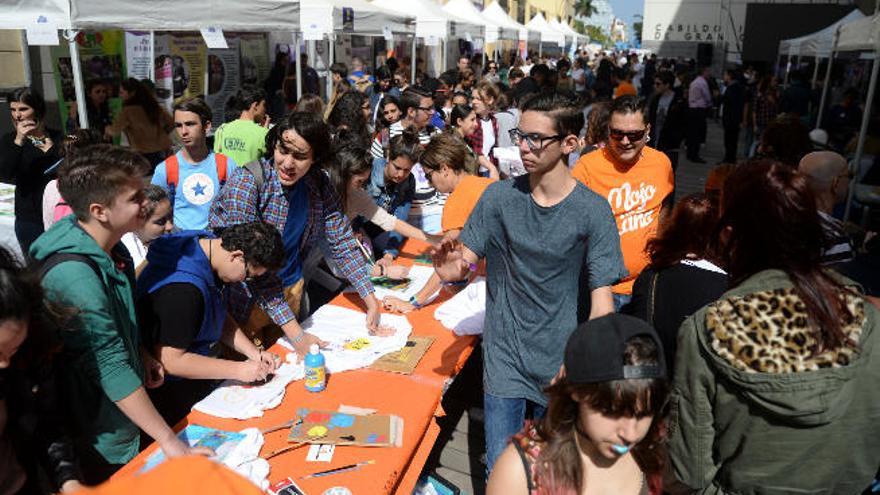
432,93,627,476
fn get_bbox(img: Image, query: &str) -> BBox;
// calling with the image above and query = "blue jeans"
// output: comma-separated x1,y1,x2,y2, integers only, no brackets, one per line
613,292,632,312
483,393,547,479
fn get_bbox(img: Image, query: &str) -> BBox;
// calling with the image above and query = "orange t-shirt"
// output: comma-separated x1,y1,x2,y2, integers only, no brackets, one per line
441,175,495,232
614,81,637,98
571,146,674,295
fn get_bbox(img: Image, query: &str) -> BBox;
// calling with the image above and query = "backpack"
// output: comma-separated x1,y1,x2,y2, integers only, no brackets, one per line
165,152,229,207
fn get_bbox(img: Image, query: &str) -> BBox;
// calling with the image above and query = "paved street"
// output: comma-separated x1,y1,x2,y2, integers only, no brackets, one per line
417,118,729,495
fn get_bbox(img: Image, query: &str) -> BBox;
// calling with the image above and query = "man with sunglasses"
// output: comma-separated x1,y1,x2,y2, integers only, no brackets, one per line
136,221,285,425
572,95,674,310
432,93,626,477
647,71,687,170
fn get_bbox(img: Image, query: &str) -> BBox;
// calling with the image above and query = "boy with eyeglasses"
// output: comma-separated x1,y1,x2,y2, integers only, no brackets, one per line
572,95,674,311
432,93,626,477
136,221,285,425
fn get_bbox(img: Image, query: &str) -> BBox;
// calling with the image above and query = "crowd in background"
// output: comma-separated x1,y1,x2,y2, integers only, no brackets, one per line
0,43,878,495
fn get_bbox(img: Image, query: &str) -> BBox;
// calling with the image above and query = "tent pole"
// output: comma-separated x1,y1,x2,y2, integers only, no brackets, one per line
64,30,89,130
810,56,820,89
148,31,155,82
295,33,303,101
327,34,335,103
844,52,879,222
816,31,838,129
411,35,417,84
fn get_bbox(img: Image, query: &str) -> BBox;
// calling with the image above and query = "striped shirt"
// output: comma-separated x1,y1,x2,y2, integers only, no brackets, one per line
819,211,854,265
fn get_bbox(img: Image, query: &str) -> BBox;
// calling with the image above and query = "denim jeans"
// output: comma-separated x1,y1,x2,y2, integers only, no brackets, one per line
483,393,547,479
613,292,632,312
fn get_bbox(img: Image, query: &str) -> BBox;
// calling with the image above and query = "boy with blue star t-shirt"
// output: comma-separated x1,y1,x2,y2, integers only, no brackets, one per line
152,97,238,230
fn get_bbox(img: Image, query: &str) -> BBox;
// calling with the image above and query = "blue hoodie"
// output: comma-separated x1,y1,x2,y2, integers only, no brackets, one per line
137,231,224,360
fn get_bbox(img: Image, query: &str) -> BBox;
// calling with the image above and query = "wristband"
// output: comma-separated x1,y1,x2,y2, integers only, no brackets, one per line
467,262,478,273
442,278,470,287
409,296,423,309
290,329,306,345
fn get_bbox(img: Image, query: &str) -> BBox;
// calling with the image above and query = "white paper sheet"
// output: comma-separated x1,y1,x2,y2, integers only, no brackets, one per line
280,305,413,373
371,264,435,302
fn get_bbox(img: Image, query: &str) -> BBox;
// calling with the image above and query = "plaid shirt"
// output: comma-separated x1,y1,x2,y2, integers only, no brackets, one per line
465,113,499,167
209,159,373,326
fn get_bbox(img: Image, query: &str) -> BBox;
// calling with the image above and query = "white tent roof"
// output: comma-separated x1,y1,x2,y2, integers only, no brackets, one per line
372,0,482,40
553,19,586,45
300,0,414,36
70,0,299,31
482,1,537,43
442,0,516,43
526,12,564,46
549,18,583,46
837,12,880,52
0,0,70,29
779,9,864,58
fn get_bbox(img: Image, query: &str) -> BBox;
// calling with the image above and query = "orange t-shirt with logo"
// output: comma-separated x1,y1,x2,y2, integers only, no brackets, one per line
571,146,674,295
442,175,495,233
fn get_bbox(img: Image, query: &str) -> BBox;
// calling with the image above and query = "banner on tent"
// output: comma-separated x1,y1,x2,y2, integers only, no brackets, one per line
153,34,174,111
125,31,152,80
207,38,241,126
52,31,125,133
170,34,207,101
240,34,270,87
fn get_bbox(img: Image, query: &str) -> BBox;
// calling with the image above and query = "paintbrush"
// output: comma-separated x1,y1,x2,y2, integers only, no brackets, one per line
300,460,376,480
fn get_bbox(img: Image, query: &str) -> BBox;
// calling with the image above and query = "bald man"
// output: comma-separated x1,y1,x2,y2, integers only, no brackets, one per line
799,151,854,264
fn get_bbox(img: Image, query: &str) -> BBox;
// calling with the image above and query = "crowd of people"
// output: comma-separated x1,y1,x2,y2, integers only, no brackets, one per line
0,46,878,495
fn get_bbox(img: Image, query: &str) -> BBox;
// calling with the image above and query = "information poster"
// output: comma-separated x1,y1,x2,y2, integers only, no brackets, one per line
153,34,174,111
239,34,270,86
125,31,152,80
206,38,241,126
52,30,126,133
169,34,207,100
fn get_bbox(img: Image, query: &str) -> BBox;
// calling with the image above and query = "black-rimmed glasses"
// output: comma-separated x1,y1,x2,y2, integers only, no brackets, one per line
509,128,565,151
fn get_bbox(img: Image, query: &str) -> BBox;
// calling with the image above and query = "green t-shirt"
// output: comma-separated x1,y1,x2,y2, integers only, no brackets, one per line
213,119,268,166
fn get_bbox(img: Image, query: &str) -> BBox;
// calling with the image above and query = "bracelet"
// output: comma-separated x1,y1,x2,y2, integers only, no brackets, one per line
290,329,306,345
467,262,478,273
409,296,423,309
442,278,470,287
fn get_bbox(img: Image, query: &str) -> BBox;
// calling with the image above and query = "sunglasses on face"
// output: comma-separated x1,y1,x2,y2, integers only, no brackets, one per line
609,128,647,142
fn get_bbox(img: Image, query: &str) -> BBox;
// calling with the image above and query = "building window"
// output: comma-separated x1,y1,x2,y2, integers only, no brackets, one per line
517,1,526,24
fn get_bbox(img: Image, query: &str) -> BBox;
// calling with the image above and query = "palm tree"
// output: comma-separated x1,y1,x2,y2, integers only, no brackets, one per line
574,0,597,18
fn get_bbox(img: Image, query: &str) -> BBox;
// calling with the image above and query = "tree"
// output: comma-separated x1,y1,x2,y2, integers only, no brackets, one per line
633,15,643,45
580,24,612,48
574,0,597,18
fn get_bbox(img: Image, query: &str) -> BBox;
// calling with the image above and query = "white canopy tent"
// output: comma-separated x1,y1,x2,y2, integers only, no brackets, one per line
481,1,537,45
442,0,516,45
300,0,415,98
549,18,583,50
525,13,564,55
0,0,70,30
371,0,483,75
813,11,880,221
779,9,864,58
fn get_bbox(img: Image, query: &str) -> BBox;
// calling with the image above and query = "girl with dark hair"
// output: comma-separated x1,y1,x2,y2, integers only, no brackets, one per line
488,314,668,495
368,65,400,127
84,80,112,135
121,184,173,269
0,245,84,493
624,193,728,370
208,112,389,358
325,132,436,280
0,88,62,254
364,127,423,260
669,159,880,493
378,96,401,131
105,78,174,167
327,90,371,140
448,103,495,177
755,114,812,168
294,93,325,117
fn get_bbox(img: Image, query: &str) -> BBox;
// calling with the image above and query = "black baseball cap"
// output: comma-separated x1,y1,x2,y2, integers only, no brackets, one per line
564,314,666,384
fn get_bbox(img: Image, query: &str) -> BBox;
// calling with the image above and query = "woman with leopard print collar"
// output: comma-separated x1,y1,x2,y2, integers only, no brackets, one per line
667,159,880,494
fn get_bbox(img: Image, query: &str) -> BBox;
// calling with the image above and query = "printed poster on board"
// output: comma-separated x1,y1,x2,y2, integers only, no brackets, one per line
153,34,174,111
239,34,270,86
125,31,152,80
52,31,125,133
169,33,207,100
206,37,241,126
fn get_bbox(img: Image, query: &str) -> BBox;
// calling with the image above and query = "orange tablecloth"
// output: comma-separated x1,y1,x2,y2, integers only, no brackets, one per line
115,240,478,495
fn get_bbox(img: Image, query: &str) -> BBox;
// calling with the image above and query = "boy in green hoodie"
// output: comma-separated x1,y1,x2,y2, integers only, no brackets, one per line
30,144,210,483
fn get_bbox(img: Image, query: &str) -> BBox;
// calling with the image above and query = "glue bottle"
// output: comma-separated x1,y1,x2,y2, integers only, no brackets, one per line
304,344,326,392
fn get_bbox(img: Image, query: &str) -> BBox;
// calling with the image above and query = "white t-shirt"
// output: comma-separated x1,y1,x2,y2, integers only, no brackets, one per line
479,118,496,157
121,233,148,268
572,68,586,92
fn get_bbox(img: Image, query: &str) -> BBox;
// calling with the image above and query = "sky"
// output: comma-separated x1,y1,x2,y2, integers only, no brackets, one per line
607,0,643,40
